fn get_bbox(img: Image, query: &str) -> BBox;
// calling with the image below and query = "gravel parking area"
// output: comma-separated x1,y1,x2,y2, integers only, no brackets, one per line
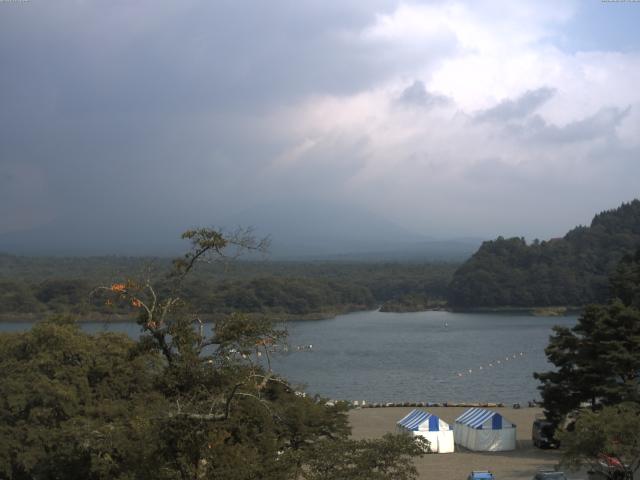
348,406,582,480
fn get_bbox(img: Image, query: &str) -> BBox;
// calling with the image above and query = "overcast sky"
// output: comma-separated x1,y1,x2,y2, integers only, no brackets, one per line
1,0,639,253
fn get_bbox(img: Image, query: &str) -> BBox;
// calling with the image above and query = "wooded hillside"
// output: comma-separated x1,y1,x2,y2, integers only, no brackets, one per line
449,200,640,307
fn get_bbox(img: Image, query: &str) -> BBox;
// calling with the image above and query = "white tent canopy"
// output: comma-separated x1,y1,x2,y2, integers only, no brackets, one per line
454,408,516,452
397,409,455,453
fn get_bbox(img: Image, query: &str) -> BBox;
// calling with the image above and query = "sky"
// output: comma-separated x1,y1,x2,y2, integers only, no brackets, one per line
1,0,639,254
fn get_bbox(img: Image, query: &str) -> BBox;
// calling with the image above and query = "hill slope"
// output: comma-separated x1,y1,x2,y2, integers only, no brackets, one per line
448,200,640,308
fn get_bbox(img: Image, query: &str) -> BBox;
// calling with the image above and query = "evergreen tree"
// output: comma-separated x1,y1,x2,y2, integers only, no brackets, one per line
534,301,640,423
610,248,640,308
535,246,640,421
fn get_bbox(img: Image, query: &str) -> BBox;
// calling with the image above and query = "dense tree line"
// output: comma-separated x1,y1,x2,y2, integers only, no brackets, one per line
0,317,426,480
0,229,427,479
0,259,456,318
449,200,640,307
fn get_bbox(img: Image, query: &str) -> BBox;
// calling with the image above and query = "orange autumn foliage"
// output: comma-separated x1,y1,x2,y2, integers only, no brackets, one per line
110,283,126,293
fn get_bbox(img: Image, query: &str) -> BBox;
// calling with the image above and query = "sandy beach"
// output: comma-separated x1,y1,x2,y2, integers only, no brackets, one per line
349,406,578,480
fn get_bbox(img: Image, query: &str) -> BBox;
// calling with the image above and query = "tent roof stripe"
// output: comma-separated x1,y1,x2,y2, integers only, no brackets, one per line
397,409,429,430
397,409,452,431
455,407,515,430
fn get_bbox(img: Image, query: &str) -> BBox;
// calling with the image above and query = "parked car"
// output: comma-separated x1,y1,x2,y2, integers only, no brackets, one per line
532,418,560,448
532,470,567,480
467,471,495,480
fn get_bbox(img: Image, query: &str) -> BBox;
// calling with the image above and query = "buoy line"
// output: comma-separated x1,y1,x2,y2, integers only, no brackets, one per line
454,351,527,378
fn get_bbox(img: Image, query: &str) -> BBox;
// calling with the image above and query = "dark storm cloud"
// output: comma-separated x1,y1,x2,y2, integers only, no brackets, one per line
0,0,450,118
474,87,556,123
0,0,638,254
0,0,458,247
0,0,426,250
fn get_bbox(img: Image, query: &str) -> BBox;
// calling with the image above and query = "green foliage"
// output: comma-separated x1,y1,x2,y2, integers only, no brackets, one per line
0,229,427,479
559,403,640,479
197,276,376,316
0,257,457,318
610,248,640,309
534,301,640,423
0,280,42,314
301,434,427,480
537,248,640,478
0,316,164,480
450,200,640,307
535,246,640,423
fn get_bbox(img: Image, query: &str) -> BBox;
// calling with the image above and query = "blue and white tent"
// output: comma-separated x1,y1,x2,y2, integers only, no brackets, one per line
397,409,454,453
454,408,516,451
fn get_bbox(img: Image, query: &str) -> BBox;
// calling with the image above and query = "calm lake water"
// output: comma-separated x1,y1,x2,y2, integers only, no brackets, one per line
1,310,577,404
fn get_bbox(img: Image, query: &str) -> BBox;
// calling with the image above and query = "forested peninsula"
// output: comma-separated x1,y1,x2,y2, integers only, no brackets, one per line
449,200,640,308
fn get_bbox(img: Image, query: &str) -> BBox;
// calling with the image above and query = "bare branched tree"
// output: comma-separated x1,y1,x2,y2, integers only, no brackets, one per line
91,227,283,423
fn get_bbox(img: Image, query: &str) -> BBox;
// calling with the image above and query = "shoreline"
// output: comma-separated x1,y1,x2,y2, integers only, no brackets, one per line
344,401,539,409
0,305,582,323
450,305,583,316
0,307,369,324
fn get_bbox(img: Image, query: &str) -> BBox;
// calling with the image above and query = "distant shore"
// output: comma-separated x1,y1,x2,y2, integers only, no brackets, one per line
0,304,582,323
449,305,582,316
0,307,369,324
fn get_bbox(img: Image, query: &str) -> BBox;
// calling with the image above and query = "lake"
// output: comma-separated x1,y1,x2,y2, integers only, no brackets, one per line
0,310,576,404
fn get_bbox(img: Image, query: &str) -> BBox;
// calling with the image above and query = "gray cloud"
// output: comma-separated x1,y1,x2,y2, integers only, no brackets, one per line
0,0,455,118
511,106,631,143
0,1,638,254
397,80,451,109
475,87,556,123
0,1,455,236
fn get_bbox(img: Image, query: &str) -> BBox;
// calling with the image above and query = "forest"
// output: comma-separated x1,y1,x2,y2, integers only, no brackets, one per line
2,199,640,318
449,200,640,308
0,229,428,480
0,255,456,320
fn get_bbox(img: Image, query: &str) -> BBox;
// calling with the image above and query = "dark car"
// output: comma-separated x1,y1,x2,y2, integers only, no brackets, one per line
533,470,567,480
532,418,560,448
